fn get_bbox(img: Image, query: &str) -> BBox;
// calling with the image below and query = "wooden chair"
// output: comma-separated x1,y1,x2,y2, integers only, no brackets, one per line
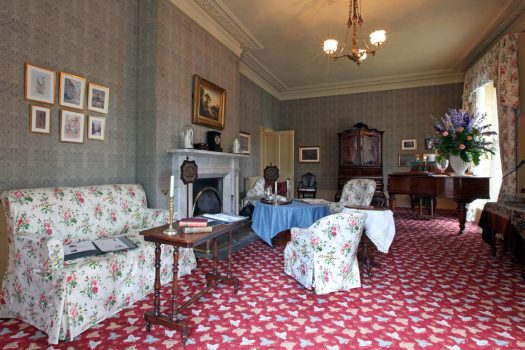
297,172,317,198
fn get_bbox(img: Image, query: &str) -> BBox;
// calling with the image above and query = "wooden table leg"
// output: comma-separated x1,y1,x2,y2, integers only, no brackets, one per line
456,201,467,234
146,242,162,332
171,247,180,321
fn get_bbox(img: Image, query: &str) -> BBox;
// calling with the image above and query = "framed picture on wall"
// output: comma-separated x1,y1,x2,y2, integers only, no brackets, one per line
192,74,226,130
424,138,434,150
29,105,51,134
25,63,56,105
60,109,85,143
239,132,251,154
59,72,86,110
87,115,106,141
87,83,109,114
398,153,420,167
401,139,417,150
299,146,320,163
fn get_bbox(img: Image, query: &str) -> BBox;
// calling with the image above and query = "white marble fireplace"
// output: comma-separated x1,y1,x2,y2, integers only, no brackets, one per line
168,149,248,218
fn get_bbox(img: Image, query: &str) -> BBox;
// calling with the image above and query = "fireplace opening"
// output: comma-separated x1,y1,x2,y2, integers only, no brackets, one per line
192,178,223,216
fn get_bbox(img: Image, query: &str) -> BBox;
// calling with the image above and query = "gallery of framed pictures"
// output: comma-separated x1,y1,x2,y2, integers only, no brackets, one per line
24,62,110,142
192,74,225,130
299,146,320,163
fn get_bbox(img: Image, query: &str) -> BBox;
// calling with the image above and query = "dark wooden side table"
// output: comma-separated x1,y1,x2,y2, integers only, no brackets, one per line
140,219,248,342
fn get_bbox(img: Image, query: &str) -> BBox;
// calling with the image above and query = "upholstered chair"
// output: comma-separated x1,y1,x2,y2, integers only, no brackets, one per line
329,179,376,214
284,212,367,294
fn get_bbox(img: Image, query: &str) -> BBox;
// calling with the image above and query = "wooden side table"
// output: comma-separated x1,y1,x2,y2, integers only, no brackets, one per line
140,219,248,342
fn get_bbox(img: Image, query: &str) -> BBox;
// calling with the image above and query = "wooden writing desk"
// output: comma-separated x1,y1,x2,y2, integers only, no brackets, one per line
388,172,489,234
140,219,248,342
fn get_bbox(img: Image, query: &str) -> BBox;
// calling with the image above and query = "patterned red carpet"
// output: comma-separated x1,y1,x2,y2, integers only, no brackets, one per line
1,209,524,349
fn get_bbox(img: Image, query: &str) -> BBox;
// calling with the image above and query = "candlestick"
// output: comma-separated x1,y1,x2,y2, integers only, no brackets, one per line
163,196,177,235
169,175,174,197
274,182,277,195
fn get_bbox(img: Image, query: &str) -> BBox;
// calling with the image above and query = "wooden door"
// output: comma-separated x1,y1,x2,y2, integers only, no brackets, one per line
262,130,295,195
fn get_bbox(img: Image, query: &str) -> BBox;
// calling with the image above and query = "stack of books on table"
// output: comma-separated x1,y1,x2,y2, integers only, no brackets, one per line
178,217,213,234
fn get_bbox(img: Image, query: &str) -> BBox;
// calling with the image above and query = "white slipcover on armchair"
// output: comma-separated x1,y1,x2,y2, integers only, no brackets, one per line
0,184,196,344
284,212,367,294
330,179,376,213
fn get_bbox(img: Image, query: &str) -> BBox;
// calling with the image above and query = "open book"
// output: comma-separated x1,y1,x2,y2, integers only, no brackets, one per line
64,236,138,261
202,213,247,223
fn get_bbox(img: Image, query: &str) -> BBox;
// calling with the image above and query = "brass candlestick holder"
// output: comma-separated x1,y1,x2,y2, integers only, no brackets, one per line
163,196,177,236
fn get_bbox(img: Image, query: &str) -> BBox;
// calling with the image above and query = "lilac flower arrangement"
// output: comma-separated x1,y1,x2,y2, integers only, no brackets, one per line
431,109,496,166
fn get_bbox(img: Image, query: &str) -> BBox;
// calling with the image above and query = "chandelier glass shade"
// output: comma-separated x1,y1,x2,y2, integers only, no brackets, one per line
323,0,386,64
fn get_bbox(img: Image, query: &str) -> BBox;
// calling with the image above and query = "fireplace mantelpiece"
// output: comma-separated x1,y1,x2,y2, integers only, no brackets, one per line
167,149,248,218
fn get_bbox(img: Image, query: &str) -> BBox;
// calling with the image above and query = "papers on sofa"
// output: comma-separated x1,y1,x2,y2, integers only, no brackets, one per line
93,236,138,253
64,241,98,256
203,213,247,222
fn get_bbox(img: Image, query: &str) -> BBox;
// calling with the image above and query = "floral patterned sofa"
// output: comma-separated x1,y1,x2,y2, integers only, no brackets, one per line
284,212,367,294
0,184,196,344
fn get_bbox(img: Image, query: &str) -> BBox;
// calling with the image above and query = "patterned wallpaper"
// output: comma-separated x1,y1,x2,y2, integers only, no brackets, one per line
0,0,464,209
280,83,464,198
0,0,138,194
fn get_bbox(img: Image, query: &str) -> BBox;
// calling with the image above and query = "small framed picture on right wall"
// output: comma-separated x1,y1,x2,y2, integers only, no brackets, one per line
401,139,417,150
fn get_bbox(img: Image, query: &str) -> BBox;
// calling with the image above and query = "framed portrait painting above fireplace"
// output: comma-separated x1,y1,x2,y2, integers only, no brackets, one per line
192,75,225,130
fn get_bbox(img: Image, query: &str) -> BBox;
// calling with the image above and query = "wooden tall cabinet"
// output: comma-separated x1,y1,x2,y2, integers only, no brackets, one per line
336,123,384,202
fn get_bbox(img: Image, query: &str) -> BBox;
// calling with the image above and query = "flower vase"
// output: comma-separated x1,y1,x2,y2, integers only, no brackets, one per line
449,155,470,176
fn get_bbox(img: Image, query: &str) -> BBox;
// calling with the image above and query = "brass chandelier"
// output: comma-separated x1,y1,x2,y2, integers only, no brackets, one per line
323,0,386,64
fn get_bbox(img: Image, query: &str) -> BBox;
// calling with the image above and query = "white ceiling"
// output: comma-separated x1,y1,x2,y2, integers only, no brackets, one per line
175,0,525,100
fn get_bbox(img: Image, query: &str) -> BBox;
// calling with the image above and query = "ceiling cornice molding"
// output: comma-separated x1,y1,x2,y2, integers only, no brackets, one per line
239,53,287,98
171,0,263,57
456,0,525,70
277,71,465,101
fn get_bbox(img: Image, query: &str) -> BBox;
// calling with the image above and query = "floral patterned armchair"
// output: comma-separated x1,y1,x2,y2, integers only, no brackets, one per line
284,212,367,294
0,184,196,344
329,179,376,214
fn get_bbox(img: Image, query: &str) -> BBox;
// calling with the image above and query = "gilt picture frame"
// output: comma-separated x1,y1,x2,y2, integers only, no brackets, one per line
87,115,106,141
25,63,56,105
60,109,85,143
59,72,86,110
299,146,320,163
401,139,417,150
87,83,109,114
398,153,420,167
192,75,225,130
29,104,51,134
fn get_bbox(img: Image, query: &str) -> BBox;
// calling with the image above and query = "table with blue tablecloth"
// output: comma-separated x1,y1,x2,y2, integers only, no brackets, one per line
251,200,330,246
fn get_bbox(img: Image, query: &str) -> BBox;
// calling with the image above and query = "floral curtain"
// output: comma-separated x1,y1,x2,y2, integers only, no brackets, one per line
463,33,520,200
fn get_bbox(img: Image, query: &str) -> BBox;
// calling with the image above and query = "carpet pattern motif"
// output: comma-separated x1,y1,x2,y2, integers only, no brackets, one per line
1,209,524,349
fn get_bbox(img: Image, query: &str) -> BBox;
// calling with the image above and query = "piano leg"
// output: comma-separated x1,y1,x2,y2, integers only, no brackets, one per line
456,201,467,234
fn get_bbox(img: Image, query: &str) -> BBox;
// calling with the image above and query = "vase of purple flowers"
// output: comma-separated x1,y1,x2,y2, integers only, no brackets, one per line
431,109,496,174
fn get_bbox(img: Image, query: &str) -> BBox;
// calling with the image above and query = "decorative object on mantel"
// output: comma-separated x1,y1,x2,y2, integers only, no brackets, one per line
322,0,386,64
180,157,198,217
181,124,194,149
194,142,208,150
206,131,222,152
431,109,496,176
232,138,240,153
192,74,226,130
